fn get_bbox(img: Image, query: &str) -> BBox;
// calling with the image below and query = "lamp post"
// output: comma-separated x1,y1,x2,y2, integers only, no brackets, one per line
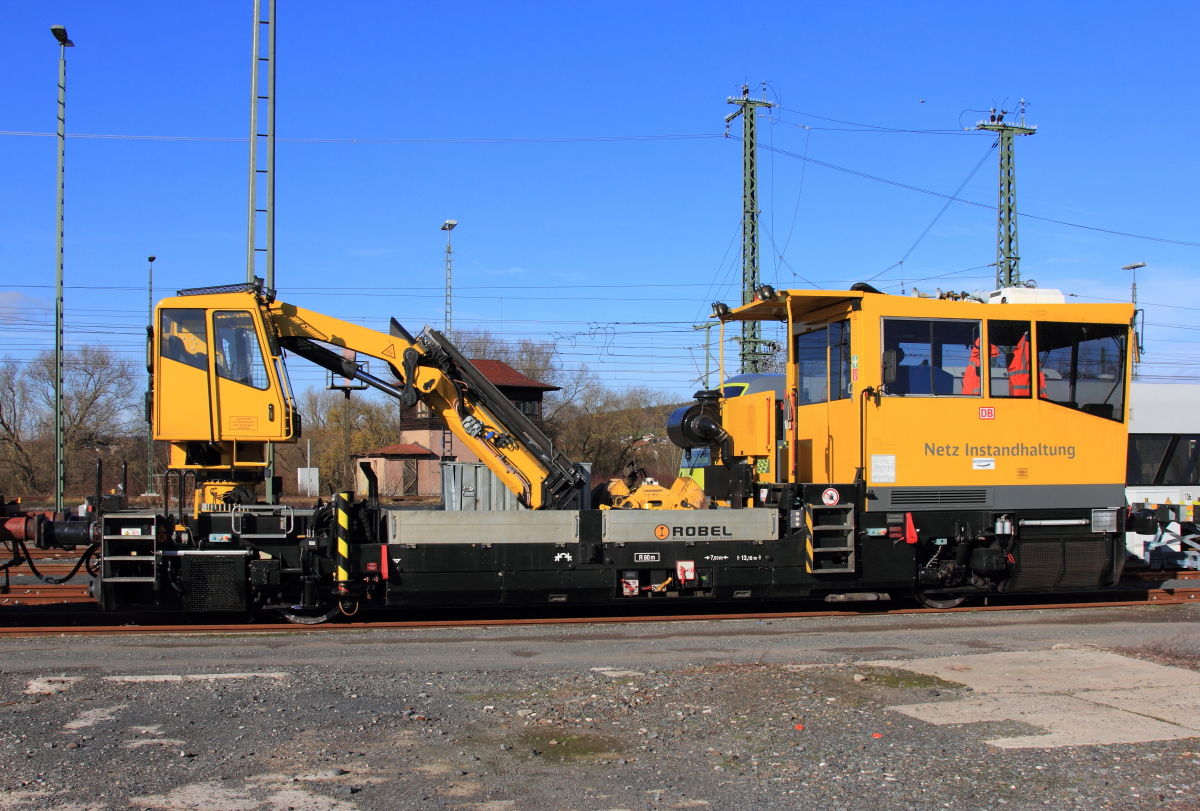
1123,262,1147,379
51,24,74,516
144,256,158,496
441,220,457,336
439,220,457,462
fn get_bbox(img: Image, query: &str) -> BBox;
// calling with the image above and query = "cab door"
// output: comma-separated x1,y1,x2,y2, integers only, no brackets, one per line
155,308,213,441
793,319,854,483
209,310,288,441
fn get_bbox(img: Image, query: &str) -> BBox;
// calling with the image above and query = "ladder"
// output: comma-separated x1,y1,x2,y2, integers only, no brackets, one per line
101,512,162,584
806,504,856,574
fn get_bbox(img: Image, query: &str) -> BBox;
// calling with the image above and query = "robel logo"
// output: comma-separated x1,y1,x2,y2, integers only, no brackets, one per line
655,525,734,539
821,488,840,506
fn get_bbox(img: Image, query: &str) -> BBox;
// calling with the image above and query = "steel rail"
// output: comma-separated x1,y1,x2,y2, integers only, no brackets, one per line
0,587,1195,638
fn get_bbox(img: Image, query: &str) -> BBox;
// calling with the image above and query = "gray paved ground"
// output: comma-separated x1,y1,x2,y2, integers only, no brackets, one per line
0,604,1198,811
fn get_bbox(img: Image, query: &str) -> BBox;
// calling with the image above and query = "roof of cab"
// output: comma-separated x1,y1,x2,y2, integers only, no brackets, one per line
718,289,867,322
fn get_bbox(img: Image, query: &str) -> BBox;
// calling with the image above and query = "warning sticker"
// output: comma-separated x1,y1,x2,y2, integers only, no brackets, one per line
870,454,896,484
228,415,259,431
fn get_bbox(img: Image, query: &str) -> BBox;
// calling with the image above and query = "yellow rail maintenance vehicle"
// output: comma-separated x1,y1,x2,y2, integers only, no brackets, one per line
64,276,1135,621
667,282,1134,607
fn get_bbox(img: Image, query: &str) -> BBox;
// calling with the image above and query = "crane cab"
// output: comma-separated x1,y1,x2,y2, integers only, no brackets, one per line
151,283,297,475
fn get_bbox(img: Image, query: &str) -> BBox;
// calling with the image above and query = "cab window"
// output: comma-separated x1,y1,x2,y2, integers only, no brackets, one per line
987,320,1032,398
213,311,270,390
1036,322,1126,421
794,320,852,405
829,320,852,401
882,319,981,396
159,309,208,371
796,328,828,405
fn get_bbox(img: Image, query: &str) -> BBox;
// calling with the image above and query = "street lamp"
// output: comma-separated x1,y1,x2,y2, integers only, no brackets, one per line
1123,262,1147,379
51,24,75,516
441,220,457,336
144,256,158,496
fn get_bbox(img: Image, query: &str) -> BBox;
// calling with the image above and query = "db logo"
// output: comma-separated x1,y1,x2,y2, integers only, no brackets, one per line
979,407,996,420
821,488,839,506
654,524,670,540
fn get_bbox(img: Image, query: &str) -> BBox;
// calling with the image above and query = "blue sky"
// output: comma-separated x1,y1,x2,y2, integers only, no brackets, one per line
1,0,1197,395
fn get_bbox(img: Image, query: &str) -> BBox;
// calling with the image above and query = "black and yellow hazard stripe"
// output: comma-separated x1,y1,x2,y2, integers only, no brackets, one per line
334,491,351,583
804,505,814,574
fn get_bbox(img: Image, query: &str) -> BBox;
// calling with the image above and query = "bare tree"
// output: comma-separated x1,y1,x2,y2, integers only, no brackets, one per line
552,383,682,480
0,356,48,494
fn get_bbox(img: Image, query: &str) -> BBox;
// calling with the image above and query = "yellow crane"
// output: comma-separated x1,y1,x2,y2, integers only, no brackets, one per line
151,280,584,514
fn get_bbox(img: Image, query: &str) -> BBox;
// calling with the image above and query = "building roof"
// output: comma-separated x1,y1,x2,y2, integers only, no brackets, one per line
355,443,437,458
468,359,559,392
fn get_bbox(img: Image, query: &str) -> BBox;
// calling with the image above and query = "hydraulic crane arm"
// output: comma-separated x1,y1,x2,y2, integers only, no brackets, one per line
269,302,584,509
152,283,585,510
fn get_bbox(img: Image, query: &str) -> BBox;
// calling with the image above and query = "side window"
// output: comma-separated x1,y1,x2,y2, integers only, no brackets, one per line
516,400,541,420
882,319,981,396
1160,436,1200,486
212,311,270,390
988,320,1032,398
159,308,208,372
1037,322,1126,421
1127,435,1172,485
829,320,852,401
796,327,828,405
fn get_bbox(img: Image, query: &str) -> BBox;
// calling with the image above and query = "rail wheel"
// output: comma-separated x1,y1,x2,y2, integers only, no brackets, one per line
277,605,340,625
913,589,968,610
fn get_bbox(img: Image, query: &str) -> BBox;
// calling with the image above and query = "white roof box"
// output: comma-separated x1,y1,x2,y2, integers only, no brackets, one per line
988,287,1066,304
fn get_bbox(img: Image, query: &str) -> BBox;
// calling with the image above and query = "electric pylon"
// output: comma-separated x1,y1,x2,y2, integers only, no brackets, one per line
976,102,1036,289
725,84,774,373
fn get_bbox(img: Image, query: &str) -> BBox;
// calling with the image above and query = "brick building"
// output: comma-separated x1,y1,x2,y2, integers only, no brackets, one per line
354,359,558,501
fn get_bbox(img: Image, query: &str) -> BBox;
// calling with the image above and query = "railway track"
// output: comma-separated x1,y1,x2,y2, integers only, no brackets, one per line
3,547,1197,635
0,584,1195,638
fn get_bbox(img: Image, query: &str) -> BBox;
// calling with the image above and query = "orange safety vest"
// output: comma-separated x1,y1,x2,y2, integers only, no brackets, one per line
1009,334,1032,396
962,339,982,395
962,338,999,396
1009,334,1048,397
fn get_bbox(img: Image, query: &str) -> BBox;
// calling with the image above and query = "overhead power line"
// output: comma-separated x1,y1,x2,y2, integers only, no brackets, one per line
0,130,723,145
730,137,1200,249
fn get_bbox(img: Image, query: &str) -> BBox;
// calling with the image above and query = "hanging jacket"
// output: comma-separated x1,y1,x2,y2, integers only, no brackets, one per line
1009,333,1047,397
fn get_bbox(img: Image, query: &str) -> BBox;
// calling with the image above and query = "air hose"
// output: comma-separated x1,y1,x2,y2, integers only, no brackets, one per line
11,539,100,585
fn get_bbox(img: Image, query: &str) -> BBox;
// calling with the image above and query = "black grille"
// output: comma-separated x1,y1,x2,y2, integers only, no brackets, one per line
1060,539,1108,589
177,280,261,297
188,559,242,611
890,489,989,506
1009,537,1110,591
1010,541,1062,591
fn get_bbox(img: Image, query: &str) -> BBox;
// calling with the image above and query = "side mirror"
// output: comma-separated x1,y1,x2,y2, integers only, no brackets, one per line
881,350,897,385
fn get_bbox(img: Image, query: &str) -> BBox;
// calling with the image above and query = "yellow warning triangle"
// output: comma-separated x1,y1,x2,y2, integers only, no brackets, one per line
382,344,396,358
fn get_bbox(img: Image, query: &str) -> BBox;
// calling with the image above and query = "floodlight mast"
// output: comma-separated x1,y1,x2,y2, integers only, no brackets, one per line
1124,262,1147,378
50,24,74,515
440,219,458,462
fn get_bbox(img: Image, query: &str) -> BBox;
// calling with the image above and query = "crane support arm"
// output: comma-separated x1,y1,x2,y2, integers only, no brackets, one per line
264,299,584,510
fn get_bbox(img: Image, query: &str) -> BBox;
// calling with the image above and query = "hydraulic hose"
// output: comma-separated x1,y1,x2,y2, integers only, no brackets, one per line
12,539,100,585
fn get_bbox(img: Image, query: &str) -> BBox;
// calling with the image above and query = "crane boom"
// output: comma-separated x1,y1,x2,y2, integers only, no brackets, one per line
150,281,584,511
